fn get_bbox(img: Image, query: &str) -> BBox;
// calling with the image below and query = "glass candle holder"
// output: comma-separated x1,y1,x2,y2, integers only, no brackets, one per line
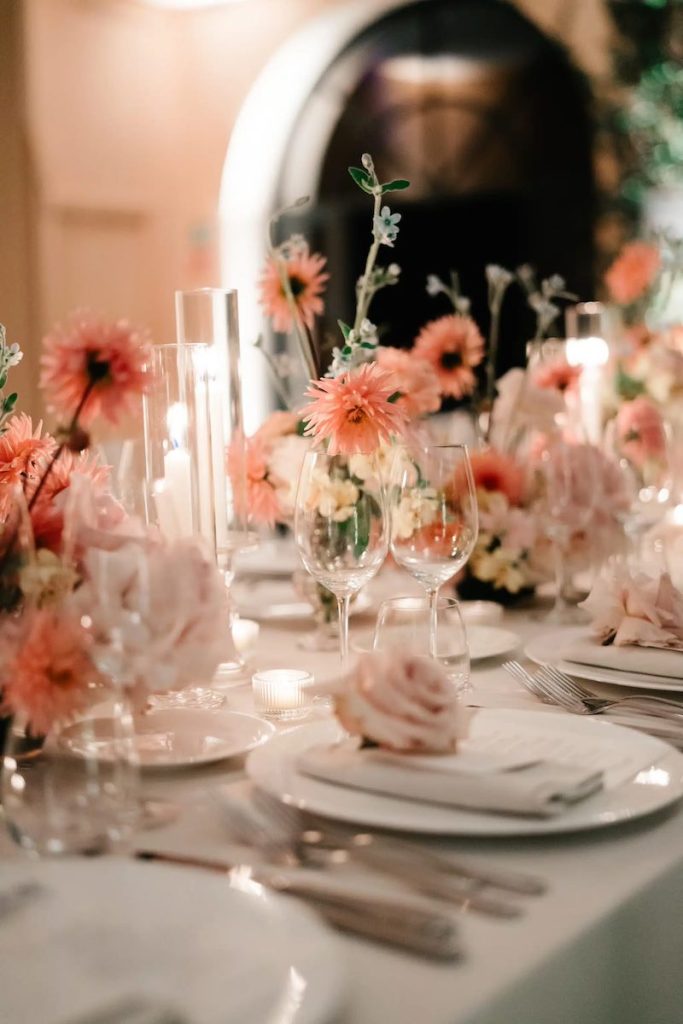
251,669,313,721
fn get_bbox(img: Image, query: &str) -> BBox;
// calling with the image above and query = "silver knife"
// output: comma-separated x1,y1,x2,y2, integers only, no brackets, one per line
134,850,461,960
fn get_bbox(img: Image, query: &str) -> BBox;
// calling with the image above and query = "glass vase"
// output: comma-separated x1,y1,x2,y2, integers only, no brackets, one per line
1,682,139,857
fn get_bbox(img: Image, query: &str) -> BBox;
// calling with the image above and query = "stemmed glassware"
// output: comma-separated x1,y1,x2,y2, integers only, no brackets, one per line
388,444,478,656
294,449,389,664
534,439,599,623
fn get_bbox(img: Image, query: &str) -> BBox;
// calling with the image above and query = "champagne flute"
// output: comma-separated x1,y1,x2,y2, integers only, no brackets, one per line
294,449,389,664
388,444,478,657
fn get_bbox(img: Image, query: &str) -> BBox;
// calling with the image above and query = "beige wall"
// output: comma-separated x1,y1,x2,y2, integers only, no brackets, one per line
1,0,611,421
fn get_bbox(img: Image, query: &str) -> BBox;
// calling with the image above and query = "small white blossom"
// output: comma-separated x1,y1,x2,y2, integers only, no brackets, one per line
388,263,401,278
306,470,359,522
373,206,401,247
485,264,514,289
426,274,444,297
391,487,438,540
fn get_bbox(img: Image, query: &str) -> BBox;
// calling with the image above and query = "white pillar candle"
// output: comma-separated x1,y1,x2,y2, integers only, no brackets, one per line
209,380,230,552
566,336,609,446
164,403,193,537
194,378,215,550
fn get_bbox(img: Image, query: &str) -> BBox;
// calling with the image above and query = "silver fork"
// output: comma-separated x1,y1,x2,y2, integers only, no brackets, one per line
222,795,522,919
254,790,546,897
536,664,683,719
504,660,683,720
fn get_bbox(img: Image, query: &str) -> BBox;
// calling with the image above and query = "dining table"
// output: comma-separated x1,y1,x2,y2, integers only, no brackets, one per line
3,567,683,1024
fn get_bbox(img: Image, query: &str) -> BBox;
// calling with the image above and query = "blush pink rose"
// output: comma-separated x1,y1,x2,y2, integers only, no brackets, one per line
605,242,661,305
615,397,666,468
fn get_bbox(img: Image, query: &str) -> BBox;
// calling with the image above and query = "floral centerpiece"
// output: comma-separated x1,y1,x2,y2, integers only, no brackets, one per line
0,314,232,740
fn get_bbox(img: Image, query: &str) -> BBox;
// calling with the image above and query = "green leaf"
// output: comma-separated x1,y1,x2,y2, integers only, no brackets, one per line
615,367,647,401
0,373,7,391
342,345,352,357
387,391,403,404
381,179,410,193
337,319,352,341
3,393,17,413
353,510,370,560
295,418,307,436
348,166,374,193
360,342,376,349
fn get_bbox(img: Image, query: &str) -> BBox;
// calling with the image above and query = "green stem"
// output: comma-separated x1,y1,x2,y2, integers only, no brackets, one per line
274,257,319,380
354,191,382,334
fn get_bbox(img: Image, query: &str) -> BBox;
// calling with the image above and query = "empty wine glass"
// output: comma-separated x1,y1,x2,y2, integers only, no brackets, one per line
534,440,599,623
374,596,470,695
388,444,478,656
294,449,389,664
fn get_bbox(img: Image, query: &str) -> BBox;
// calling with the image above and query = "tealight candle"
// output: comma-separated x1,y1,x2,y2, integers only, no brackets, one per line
252,669,313,721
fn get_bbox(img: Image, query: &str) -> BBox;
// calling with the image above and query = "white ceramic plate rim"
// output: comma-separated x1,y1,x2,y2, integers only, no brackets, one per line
60,709,275,769
245,710,683,837
525,628,683,693
0,859,343,1024
235,582,373,622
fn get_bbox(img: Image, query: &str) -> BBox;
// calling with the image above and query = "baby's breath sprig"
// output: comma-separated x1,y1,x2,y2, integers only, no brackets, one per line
425,271,471,314
517,266,577,347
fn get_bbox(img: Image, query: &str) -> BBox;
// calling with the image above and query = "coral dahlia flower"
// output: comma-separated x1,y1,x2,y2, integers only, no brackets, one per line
0,414,55,494
0,608,96,735
40,312,153,427
413,315,484,399
227,433,281,528
376,347,441,419
259,243,328,333
303,362,407,456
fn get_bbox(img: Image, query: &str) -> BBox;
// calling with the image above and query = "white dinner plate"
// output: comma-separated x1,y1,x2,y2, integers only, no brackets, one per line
246,710,683,837
0,859,343,1024
234,578,373,622
60,709,275,769
526,628,683,693
351,624,520,662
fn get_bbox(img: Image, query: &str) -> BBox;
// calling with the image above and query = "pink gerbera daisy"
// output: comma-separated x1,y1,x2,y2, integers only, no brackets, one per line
0,608,97,735
413,315,484,399
605,242,661,306
615,397,667,468
259,242,329,333
227,433,281,528
452,448,525,506
532,358,582,393
303,362,408,455
40,312,153,427
376,347,442,419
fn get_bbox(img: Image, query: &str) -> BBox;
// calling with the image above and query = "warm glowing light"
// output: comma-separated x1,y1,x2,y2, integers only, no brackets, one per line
566,336,610,368
166,402,188,449
673,504,683,526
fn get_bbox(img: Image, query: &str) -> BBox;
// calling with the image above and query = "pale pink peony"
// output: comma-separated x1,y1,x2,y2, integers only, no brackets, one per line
581,569,683,650
413,314,484,399
335,649,469,753
490,368,564,449
304,362,408,455
605,241,661,306
0,607,97,735
69,537,233,702
615,397,666,468
40,312,153,427
259,243,328,333
376,347,441,418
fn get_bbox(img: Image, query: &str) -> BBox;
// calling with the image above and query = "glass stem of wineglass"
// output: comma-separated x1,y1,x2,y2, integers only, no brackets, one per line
337,594,351,665
551,538,570,618
426,587,440,659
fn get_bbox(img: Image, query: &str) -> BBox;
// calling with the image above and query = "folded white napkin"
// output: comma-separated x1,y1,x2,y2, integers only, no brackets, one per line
297,741,603,818
562,635,683,681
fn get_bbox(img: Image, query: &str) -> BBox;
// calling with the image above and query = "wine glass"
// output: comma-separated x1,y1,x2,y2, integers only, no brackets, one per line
294,449,389,664
534,440,599,623
374,596,470,695
388,444,478,656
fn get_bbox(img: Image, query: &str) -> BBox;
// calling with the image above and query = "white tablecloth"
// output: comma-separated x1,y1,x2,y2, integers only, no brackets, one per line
3,572,683,1024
